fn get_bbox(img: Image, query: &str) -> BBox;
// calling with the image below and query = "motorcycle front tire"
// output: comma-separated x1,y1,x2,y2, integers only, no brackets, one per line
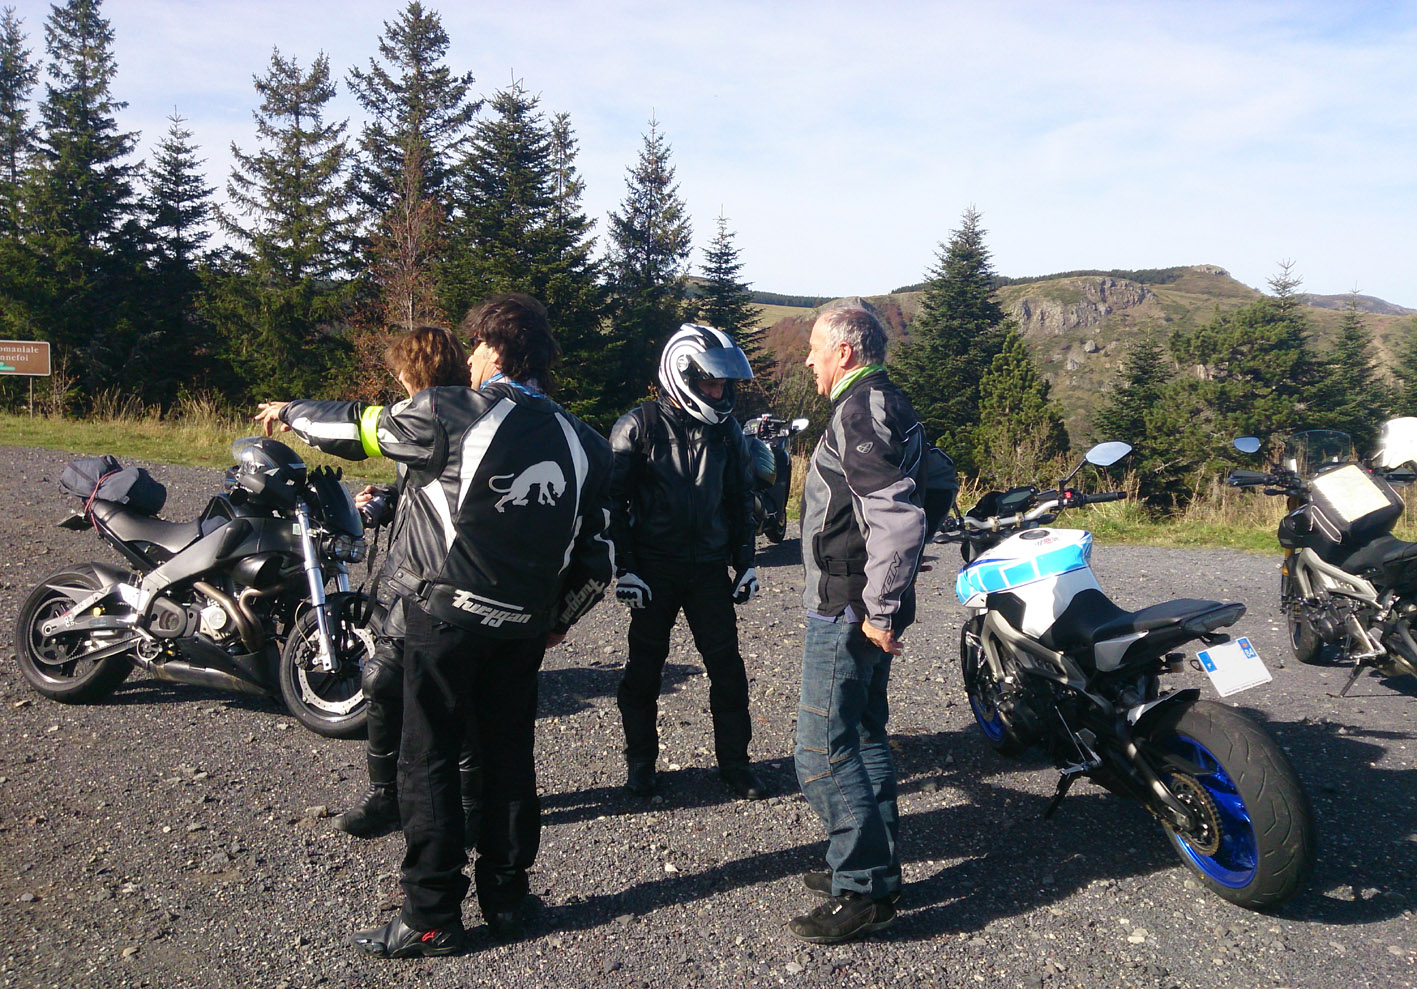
278,593,370,739
14,566,133,703
959,623,1027,756
1281,569,1326,665
1139,699,1314,910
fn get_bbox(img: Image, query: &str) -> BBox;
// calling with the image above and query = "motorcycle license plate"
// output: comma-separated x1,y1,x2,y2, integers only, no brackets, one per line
1195,637,1272,697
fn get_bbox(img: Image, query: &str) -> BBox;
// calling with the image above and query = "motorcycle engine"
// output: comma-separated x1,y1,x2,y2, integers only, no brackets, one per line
198,600,240,644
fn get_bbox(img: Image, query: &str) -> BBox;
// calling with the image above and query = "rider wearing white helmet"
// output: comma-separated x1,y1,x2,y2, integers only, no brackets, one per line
608,323,766,800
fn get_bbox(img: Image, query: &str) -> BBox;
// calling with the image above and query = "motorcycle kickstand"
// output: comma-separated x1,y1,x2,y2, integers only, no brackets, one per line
1338,660,1367,697
1042,772,1079,819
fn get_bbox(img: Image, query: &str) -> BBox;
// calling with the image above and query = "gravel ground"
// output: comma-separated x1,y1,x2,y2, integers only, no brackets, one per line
0,444,1414,989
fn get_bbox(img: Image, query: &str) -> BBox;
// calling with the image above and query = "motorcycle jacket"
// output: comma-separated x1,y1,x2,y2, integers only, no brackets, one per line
608,397,754,575
801,368,928,633
280,381,614,638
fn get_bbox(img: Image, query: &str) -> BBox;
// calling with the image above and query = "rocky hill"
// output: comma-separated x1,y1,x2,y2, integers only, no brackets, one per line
755,265,1417,444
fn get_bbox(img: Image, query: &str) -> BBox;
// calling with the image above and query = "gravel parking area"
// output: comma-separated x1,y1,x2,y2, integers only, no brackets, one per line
0,445,1413,988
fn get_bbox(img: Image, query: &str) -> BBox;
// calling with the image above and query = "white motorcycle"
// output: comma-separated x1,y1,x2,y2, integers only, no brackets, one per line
939,442,1315,909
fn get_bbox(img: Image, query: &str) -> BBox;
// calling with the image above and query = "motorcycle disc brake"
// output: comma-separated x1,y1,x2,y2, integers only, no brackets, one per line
1162,773,1222,856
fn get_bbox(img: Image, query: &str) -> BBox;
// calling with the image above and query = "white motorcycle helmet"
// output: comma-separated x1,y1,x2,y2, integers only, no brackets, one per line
658,324,754,425
1372,417,1417,470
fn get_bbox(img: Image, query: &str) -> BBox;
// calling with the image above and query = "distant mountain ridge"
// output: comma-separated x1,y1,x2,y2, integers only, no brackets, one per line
753,264,1417,444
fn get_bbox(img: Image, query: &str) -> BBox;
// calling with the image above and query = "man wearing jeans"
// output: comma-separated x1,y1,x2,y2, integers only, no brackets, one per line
790,305,928,944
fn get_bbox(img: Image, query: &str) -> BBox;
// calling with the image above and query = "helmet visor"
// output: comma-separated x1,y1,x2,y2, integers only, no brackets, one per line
688,346,754,382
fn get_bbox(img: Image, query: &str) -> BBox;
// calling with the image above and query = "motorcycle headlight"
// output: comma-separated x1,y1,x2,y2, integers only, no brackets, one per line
348,537,367,563
331,534,354,561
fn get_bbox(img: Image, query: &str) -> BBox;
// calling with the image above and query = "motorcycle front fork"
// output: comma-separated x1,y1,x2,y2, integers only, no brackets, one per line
294,503,339,673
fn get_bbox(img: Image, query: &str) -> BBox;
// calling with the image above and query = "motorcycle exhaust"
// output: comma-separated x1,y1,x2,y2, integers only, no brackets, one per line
193,580,261,653
136,656,270,697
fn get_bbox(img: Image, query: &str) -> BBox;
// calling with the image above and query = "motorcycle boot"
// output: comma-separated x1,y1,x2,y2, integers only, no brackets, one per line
350,914,466,958
335,750,400,839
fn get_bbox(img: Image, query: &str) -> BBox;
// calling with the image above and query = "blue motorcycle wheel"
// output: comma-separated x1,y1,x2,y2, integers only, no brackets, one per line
959,624,1026,756
1142,699,1314,910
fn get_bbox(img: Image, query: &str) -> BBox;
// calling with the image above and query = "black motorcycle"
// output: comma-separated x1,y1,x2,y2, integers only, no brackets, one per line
743,413,809,543
13,438,372,738
1228,419,1417,694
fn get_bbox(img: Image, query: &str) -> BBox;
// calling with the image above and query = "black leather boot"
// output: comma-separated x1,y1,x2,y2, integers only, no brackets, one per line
625,759,657,797
335,751,400,838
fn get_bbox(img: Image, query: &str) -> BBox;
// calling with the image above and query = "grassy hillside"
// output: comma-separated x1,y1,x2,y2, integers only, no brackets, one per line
754,265,1417,445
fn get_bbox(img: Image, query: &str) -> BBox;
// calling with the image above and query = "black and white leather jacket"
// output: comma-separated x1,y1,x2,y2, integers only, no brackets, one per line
280,381,613,638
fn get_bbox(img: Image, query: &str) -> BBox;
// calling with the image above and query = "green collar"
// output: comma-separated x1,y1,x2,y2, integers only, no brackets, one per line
830,364,884,401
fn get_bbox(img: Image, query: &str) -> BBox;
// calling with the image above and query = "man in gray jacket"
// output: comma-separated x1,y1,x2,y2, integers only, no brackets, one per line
789,306,928,944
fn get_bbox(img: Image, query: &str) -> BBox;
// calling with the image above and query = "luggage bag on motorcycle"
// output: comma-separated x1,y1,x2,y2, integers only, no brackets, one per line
59,454,167,515
1304,464,1402,561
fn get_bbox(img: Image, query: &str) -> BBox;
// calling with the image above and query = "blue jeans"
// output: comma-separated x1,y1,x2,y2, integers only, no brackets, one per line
793,617,900,899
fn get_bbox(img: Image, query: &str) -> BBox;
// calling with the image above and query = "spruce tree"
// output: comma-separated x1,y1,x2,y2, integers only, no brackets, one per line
891,207,1010,474
215,49,355,396
0,6,37,233
698,212,761,362
1393,318,1417,418
348,1,477,329
447,81,607,419
19,0,145,395
970,326,1069,485
140,112,216,400
1091,338,1175,503
1314,294,1391,449
606,117,692,408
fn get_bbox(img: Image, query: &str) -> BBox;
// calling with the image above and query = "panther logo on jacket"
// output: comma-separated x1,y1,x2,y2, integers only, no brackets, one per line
489,461,567,513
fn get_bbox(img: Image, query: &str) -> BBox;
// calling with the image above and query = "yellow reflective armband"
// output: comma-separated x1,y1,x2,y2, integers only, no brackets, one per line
359,405,384,458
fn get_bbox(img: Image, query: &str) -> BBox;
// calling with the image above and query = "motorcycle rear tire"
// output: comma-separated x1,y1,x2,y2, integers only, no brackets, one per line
1140,699,1314,910
959,623,1027,756
764,517,786,543
14,566,133,703
278,593,370,739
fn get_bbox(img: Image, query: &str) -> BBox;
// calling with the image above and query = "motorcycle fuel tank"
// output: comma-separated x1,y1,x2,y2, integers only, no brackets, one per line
956,528,1101,636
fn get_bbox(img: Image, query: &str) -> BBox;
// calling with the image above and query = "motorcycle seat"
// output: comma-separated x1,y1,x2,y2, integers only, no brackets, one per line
1039,588,1244,654
1338,533,1417,587
91,500,206,557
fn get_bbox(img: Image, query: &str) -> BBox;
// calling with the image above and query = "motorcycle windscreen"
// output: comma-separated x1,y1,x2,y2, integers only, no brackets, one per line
956,528,1093,606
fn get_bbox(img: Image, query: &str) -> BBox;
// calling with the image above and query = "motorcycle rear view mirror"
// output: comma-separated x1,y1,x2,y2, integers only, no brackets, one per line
789,418,810,434
1085,441,1132,468
1233,436,1262,455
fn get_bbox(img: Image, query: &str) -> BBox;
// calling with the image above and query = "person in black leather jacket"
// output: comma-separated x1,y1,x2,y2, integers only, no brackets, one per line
609,323,767,800
331,326,481,845
255,294,613,959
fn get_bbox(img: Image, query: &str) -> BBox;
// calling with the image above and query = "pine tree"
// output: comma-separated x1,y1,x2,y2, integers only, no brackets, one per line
0,6,37,233
1314,294,1391,449
446,81,607,419
1393,318,1417,418
1149,263,1322,503
147,112,212,268
139,112,217,400
970,326,1069,486
891,207,1010,474
18,0,145,395
348,1,477,329
698,212,761,363
606,116,692,407
1091,338,1175,503
215,49,355,396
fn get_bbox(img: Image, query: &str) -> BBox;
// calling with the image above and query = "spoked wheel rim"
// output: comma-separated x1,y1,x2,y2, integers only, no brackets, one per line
1161,734,1259,888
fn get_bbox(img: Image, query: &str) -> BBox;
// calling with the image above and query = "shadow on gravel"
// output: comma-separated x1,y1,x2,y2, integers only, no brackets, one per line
538,662,624,719
1251,714,1417,924
102,678,282,715
753,537,803,569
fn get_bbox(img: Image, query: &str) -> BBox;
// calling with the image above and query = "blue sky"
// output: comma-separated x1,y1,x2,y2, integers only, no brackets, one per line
11,0,1417,306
